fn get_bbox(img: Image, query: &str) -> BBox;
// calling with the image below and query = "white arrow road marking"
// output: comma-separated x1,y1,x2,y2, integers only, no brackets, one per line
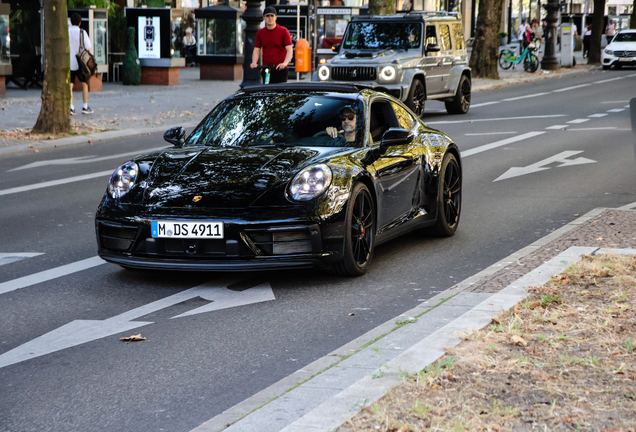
0,256,106,295
0,276,275,369
494,151,597,182
0,253,44,267
8,147,167,172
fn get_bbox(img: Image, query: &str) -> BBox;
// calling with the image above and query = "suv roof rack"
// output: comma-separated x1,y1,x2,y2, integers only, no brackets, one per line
403,10,461,18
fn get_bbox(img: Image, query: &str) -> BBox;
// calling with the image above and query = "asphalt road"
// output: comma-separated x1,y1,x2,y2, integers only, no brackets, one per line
1,68,635,432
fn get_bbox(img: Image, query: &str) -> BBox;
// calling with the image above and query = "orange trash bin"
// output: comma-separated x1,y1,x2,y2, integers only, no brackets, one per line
294,39,311,73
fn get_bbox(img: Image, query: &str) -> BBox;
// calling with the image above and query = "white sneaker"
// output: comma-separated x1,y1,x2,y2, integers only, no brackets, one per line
82,106,94,114
70,108,76,116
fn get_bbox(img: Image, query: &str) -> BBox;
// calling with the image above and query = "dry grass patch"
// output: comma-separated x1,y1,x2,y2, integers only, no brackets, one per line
338,253,636,432
0,126,104,142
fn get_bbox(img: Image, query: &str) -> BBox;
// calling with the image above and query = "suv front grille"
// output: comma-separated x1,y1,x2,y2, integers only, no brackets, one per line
332,67,377,81
613,51,636,57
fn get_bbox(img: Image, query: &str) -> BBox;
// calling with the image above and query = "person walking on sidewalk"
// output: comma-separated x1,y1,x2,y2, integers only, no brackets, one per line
250,6,293,84
518,19,528,55
68,13,93,115
583,24,592,58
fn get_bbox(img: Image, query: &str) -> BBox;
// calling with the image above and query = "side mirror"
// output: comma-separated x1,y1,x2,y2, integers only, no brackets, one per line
425,43,441,53
164,126,186,147
381,128,414,149
332,43,341,53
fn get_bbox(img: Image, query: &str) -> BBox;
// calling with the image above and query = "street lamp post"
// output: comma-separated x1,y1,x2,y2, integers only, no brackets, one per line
541,0,561,70
240,0,263,88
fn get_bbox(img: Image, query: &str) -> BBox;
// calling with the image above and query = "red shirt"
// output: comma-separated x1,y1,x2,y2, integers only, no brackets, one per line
255,24,292,67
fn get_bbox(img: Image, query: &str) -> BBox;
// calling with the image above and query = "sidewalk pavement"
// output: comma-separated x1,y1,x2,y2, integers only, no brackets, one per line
190,204,636,432
1,48,598,157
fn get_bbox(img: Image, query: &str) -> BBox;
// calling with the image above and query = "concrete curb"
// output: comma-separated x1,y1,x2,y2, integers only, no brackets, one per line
189,206,622,432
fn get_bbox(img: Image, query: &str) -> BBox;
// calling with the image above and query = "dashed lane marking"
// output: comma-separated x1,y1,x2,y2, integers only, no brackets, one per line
426,115,566,125
0,171,114,197
546,125,569,129
0,253,44,267
461,131,546,158
567,119,590,124
465,132,518,136
588,114,608,118
0,256,105,295
566,127,618,131
607,108,625,113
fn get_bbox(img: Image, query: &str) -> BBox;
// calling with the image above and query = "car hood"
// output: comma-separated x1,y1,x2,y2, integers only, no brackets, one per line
142,145,335,208
332,48,419,64
606,40,636,51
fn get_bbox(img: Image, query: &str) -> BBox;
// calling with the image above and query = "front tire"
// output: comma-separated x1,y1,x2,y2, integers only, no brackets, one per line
328,183,375,277
406,79,426,118
445,75,471,114
525,54,539,73
424,153,462,237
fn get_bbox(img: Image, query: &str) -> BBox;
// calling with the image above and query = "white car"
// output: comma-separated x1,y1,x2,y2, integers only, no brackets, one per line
602,29,636,70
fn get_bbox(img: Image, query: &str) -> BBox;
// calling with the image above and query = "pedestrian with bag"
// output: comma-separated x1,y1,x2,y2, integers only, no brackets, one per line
250,6,293,84
518,19,528,55
69,13,94,115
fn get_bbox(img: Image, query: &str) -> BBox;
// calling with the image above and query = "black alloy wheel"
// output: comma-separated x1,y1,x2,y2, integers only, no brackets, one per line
498,51,514,70
328,183,375,277
445,75,471,114
425,153,461,237
407,79,426,118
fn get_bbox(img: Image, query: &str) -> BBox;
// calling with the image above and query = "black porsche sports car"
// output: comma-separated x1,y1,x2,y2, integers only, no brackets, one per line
95,83,462,276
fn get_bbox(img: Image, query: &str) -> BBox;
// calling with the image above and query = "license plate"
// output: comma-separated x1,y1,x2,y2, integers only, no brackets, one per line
151,221,224,239
619,57,635,62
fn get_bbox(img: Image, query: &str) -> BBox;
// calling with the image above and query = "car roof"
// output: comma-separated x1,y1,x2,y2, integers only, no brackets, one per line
351,11,461,22
237,82,391,95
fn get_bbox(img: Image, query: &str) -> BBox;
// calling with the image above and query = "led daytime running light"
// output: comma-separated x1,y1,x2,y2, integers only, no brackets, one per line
108,161,139,199
289,164,332,201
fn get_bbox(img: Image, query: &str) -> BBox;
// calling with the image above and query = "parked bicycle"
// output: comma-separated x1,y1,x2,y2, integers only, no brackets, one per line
498,45,539,73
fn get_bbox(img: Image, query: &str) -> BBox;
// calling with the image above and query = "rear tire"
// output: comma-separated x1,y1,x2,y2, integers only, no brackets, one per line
327,183,375,277
498,50,514,70
423,153,462,237
406,79,426,118
603,65,610,70
445,75,471,114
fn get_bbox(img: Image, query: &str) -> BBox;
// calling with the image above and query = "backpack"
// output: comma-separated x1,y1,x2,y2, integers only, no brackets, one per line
76,29,97,81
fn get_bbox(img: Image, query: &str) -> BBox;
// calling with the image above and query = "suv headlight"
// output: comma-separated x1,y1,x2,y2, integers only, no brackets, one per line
108,162,139,199
604,49,613,55
318,65,330,81
289,164,332,201
379,66,396,81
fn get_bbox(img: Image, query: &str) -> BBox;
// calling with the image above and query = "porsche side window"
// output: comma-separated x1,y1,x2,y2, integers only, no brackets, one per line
370,102,399,143
439,24,452,51
390,102,414,130
425,25,437,46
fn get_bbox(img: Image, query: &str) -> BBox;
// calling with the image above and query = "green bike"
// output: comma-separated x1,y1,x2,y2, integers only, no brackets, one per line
498,45,539,73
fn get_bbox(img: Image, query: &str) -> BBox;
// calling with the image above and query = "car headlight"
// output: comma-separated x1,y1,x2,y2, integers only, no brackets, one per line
289,164,332,201
379,66,396,81
318,65,330,81
604,49,613,55
108,162,139,199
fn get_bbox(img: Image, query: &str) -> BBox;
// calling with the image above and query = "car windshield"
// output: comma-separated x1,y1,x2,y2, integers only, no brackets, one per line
342,22,422,50
612,33,636,42
185,94,364,148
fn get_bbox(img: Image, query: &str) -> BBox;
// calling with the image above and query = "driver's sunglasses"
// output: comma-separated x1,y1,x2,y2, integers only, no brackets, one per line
340,114,355,121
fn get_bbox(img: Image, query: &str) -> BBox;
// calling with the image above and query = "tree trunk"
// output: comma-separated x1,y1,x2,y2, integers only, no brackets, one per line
33,0,71,134
369,0,395,16
631,0,636,29
469,0,505,79
587,0,605,64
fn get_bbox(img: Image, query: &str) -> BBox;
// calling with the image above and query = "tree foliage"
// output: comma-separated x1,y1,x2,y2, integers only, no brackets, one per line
369,0,395,16
33,0,71,134
469,0,505,79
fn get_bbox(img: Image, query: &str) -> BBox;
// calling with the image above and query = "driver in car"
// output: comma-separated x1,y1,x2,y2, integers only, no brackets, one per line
325,106,357,143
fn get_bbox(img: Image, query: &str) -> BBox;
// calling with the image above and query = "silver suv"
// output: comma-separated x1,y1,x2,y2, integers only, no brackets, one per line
316,12,471,117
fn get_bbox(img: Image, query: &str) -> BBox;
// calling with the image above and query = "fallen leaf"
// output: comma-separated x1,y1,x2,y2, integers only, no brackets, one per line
491,317,500,325
348,312,355,316
511,335,527,347
119,334,146,343
514,303,520,314
529,301,541,309
432,384,441,390
396,425,409,432
596,236,604,241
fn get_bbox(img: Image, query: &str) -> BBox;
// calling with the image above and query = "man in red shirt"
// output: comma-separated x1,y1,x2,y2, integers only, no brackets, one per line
250,6,293,83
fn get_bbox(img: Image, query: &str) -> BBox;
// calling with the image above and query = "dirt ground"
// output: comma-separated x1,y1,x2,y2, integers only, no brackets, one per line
338,254,636,432
0,125,104,146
